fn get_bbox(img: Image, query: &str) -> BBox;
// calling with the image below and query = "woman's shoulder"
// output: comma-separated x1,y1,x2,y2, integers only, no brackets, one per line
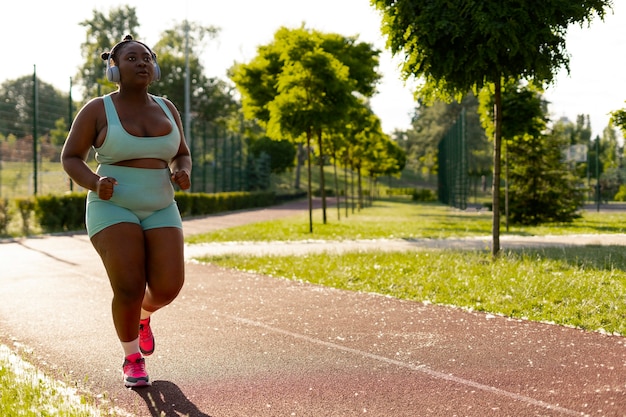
75,96,106,119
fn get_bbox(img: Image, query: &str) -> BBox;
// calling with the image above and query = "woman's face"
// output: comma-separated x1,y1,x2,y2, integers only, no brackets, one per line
115,42,156,84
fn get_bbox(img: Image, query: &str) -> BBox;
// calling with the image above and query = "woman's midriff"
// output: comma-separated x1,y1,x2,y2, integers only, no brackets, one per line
95,164,174,212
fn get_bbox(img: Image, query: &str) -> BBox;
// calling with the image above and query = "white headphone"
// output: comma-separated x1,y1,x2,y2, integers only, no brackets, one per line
105,43,161,83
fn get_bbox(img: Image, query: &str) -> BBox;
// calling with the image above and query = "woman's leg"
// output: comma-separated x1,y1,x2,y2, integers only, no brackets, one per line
91,222,147,343
142,226,185,313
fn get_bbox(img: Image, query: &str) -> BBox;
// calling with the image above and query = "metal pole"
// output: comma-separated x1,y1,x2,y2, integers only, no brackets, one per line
69,77,74,191
596,137,600,212
33,65,38,196
184,21,192,180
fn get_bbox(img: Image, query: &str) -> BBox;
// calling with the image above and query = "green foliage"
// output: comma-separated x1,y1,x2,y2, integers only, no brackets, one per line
478,80,548,140
0,77,70,138
411,188,436,202
33,193,86,233
249,136,297,174
373,0,613,254
16,198,35,235
0,198,11,235
506,132,585,225
76,5,142,97
478,81,585,224
614,184,626,202
386,187,416,196
372,0,612,101
610,107,626,136
174,191,275,218
151,22,236,125
0,346,104,416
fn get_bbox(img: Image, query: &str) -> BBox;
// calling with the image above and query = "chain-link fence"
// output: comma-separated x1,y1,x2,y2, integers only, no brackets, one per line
0,72,259,199
438,108,468,209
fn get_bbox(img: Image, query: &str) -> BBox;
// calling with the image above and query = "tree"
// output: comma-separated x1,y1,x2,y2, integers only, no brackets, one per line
508,131,585,225
248,136,297,174
372,0,613,257
0,76,69,139
480,81,583,225
402,93,489,182
231,26,381,231
151,22,237,126
77,6,141,98
611,106,626,135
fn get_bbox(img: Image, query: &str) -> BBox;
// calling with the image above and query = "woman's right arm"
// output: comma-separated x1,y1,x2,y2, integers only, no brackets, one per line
61,98,117,199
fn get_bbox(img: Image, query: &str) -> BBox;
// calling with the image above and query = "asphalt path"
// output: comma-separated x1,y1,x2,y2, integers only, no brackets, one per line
1,199,625,416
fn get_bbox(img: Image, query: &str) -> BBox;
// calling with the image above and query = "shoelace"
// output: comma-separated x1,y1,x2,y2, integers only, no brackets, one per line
139,320,152,340
125,357,146,376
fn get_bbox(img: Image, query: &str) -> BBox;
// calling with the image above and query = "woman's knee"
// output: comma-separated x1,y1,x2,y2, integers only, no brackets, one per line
112,278,146,303
146,276,184,306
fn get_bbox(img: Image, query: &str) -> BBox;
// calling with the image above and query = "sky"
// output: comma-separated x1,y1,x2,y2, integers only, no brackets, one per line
2,0,625,139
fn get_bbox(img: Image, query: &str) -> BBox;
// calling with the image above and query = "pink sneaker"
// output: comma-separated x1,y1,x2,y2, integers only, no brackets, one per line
122,352,150,387
139,317,155,356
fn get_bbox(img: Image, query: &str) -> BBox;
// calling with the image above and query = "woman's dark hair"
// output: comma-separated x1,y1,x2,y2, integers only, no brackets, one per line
100,35,156,63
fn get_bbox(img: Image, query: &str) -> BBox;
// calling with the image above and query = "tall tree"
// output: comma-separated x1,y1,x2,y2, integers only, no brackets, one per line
0,76,68,138
150,22,236,126
372,0,613,257
231,26,381,230
480,81,583,225
77,6,141,98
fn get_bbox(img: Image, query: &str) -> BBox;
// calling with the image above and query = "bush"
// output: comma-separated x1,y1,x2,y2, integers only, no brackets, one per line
412,188,437,202
614,184,626,202
0,198,12,235
9,191,277,235
387,187,416,196
175,191,275,217
34,193,86,233
16,198,35,235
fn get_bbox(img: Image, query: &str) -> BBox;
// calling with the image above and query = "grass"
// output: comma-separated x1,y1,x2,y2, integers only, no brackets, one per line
190,199,626,336
186,198,626,244
0,345,112,416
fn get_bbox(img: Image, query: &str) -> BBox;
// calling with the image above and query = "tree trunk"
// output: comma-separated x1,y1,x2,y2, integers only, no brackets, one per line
357,164,363,210
307,128,313,233
317,129,327,224
294,143,304,190
492,78,502,258
332,148,341,221
344,160,349,218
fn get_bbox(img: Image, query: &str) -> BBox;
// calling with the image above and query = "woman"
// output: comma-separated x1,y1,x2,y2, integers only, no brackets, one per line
61,35,192,387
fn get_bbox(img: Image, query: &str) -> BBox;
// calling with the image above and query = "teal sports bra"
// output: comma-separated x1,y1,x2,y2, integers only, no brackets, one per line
94,94,181,165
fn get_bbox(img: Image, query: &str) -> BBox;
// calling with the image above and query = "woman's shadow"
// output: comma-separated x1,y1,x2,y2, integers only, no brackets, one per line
133,380,212,417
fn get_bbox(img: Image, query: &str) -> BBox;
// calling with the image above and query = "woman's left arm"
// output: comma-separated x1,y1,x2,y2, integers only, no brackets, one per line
165,98,192,190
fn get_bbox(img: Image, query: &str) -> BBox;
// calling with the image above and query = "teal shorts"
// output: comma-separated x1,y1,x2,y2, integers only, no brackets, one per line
86,165,182,238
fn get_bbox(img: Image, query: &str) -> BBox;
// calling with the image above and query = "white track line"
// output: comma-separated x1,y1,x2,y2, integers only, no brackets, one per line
221,313,588,417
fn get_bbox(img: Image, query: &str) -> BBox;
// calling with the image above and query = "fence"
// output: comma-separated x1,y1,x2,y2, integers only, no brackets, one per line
438,108,468,209
0,70,258,199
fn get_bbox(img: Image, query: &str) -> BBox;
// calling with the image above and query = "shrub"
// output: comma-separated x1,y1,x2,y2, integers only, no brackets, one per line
614,184,626,202
16,198,35,235
34,193,86,233
0,198,12,235
412,188,437,202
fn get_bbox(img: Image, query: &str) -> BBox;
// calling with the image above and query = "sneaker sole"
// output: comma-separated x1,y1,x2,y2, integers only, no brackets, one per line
124,376,151,388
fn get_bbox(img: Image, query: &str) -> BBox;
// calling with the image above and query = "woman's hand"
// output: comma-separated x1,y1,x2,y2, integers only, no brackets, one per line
171,169,191,190
96,176,117,200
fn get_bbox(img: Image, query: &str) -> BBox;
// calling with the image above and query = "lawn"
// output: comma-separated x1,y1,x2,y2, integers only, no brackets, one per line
190,199,626,336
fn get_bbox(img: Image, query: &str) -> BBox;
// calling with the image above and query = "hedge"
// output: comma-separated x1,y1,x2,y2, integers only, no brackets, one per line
8,190,281,235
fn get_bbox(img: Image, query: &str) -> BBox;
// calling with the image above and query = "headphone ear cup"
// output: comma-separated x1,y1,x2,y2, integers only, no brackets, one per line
106,55,120,83
153,63,161,82
106,66,120,83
